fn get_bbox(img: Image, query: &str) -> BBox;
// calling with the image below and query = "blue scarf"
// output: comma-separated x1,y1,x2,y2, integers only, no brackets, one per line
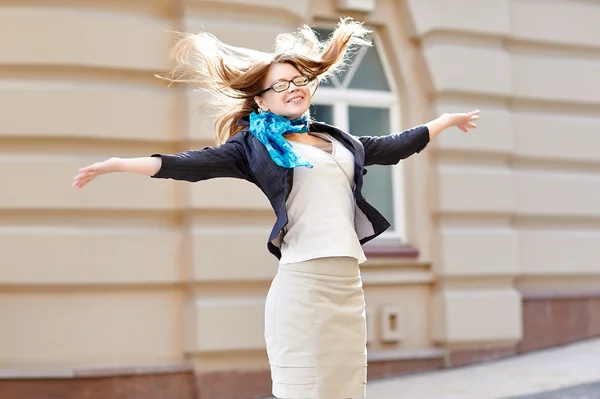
249,111,313,169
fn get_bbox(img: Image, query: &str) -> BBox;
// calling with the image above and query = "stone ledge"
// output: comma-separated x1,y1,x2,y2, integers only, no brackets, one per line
0,371,196,399
368,347,445,362
0,362,192,379
448,347,517,368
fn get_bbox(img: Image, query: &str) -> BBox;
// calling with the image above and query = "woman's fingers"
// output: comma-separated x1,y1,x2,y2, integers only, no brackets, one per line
74,176,93,189
72,173,88,186
453,110,480,133
457,123,477,132
72,167,98,189
72,176,84,189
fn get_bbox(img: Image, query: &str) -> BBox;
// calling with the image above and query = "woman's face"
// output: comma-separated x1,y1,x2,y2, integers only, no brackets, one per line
254,62,312,120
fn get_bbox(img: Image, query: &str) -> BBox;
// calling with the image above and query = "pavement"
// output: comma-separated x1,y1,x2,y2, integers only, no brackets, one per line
366,338,600,399
505,381,600,399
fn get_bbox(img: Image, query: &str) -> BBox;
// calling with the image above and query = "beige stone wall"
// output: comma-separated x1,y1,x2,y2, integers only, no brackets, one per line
1,0,598,378
1,2,185,371
407,0,600,349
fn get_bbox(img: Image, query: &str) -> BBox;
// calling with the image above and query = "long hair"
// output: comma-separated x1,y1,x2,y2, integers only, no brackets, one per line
159,17,372,145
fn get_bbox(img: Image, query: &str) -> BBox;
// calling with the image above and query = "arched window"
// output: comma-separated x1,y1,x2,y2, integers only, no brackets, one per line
311,27,405,239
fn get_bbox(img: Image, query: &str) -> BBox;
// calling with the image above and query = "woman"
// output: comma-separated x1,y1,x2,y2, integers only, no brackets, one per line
72,18,479,399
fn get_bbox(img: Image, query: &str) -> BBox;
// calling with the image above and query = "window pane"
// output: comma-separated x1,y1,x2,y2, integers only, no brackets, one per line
348,106,394,230
348,45,390,91
311,104,334,125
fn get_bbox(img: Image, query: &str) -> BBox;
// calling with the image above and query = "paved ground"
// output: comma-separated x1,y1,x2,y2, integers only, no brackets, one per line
365,338,600,399
505,381,600,399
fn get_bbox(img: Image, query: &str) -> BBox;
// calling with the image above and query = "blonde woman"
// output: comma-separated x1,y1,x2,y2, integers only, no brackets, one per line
72,18,479,399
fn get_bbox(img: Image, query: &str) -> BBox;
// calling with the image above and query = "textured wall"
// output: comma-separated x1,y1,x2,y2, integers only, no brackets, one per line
407,0,600,347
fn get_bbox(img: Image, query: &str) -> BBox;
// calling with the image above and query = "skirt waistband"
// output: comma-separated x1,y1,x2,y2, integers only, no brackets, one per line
278,256,360,277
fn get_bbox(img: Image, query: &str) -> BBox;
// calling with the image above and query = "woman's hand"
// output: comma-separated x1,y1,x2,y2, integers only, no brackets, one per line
443,109,480,133
72,157,122,189
426,109,480,139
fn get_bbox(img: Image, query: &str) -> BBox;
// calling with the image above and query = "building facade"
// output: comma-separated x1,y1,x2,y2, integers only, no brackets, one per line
1,0,599,398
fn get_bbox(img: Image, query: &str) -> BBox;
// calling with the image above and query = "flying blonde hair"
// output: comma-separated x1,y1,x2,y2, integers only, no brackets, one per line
160,17,372,145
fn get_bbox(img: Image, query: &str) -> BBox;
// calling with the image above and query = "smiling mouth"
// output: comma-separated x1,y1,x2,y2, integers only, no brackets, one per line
287,96,304,104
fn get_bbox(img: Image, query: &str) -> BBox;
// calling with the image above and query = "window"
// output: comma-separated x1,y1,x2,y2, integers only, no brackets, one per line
311,27,405,240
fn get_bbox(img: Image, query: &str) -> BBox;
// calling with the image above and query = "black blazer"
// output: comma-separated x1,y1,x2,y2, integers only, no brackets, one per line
151,116,430,259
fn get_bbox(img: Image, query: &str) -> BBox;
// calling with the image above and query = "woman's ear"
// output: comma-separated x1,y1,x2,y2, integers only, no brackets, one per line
254,96,265,111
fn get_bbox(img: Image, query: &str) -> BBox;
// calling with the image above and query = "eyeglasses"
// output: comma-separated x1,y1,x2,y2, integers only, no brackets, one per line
257,75,310,96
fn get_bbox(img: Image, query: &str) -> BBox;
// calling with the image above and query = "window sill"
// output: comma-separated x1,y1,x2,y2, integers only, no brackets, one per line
363,240,420,258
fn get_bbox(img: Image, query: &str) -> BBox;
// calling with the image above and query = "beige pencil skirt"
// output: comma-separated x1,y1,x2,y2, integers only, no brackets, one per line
264,256,367,399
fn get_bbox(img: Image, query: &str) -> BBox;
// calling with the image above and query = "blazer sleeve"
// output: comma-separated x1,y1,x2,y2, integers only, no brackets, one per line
357,125,430,167
150,139,253,183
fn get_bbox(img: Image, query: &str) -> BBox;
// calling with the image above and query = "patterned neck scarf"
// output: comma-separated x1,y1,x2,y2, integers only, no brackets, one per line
249,111,313,169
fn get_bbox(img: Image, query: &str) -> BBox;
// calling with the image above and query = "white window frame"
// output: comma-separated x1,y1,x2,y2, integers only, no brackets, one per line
310,31,407,241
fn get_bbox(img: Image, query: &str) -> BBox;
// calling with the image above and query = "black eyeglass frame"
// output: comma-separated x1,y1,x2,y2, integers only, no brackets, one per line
256,75,311,96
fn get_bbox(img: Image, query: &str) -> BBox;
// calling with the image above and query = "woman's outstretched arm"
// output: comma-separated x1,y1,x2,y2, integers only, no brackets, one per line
72,157,161,189
72,139,252,189
358,110,480,166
